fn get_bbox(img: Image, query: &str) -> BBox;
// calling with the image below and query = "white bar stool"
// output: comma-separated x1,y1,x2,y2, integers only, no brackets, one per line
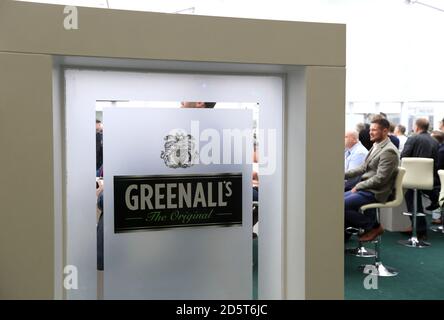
345,229,376,258
399,158,433,248
359,167,406,277
431,169,444,234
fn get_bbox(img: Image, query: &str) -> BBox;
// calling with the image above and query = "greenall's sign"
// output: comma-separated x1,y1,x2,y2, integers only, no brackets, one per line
113,173,242,233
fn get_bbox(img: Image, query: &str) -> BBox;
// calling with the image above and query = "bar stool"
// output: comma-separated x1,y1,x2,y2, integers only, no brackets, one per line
431,169,444,234
345,228,376,258
359,167,406,277
399,158,433,248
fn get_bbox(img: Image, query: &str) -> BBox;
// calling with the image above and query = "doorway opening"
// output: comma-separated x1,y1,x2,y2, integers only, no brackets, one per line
94,100,260,299
64,69,283,299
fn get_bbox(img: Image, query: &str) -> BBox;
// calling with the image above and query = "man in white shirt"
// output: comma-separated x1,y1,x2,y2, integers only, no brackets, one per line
394,124,408,153
344,130,368,191
345,131,368,171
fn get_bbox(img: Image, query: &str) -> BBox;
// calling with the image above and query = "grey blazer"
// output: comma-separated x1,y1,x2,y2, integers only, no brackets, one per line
345,138,400,203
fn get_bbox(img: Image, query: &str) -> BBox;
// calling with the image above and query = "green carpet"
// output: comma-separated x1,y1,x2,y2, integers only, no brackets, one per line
345,226,444,300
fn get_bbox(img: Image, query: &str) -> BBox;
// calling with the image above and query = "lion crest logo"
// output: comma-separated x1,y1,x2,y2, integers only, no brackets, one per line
160,131,198,168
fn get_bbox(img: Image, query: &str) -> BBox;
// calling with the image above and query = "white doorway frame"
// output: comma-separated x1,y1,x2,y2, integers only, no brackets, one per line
62,67,290,299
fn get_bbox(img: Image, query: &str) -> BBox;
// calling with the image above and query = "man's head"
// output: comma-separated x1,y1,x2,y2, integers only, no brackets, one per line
369,118,390,143
431,130,444,144
394,124,406,136
345,131,359,149
371,113,384,121
414,118,429,133
96,120,103,133
355,123,365,133
439,118,444,132
389,122,396,134
180,102,216,108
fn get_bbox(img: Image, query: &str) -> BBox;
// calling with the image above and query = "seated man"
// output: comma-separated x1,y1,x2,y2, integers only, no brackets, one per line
344,130,368,191
344,118,399,242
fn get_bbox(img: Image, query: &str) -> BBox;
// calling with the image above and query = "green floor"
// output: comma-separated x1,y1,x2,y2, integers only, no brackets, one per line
345,227,444,300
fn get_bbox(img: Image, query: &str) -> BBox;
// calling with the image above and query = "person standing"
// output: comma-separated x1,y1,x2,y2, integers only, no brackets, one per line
401,118,439,239
394,124,408,153
388,122,400,150
96,120,103,176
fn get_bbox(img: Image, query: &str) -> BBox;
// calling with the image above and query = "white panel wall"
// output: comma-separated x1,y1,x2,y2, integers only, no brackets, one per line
64,69,284,299
103,108,251,299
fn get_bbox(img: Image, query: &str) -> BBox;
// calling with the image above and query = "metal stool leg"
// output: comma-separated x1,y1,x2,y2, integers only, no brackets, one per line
345,241,376,258
360,208,398,277
345,227,376,258
398,189,431,248
431,207,444,234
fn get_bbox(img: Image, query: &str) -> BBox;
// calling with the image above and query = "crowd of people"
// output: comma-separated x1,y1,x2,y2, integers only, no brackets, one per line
344,113,444,242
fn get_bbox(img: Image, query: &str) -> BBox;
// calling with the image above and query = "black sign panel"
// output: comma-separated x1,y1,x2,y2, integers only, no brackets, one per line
113,173,242,233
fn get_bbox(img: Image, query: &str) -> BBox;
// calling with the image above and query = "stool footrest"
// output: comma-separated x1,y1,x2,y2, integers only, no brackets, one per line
345,246,376,258
430,225,444,233
398,237,431,248
403,212,426,217
345,227,362,235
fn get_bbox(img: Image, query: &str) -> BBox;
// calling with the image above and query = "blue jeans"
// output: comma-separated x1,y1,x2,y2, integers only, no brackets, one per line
344,190,378,232
344,176,361,192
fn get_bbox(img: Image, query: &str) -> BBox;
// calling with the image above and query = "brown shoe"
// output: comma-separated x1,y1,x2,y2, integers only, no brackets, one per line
432,219,442,225
359,225,384,242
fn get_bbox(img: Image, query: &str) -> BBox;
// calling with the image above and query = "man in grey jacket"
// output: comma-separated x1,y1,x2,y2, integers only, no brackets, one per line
344,118,400,242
